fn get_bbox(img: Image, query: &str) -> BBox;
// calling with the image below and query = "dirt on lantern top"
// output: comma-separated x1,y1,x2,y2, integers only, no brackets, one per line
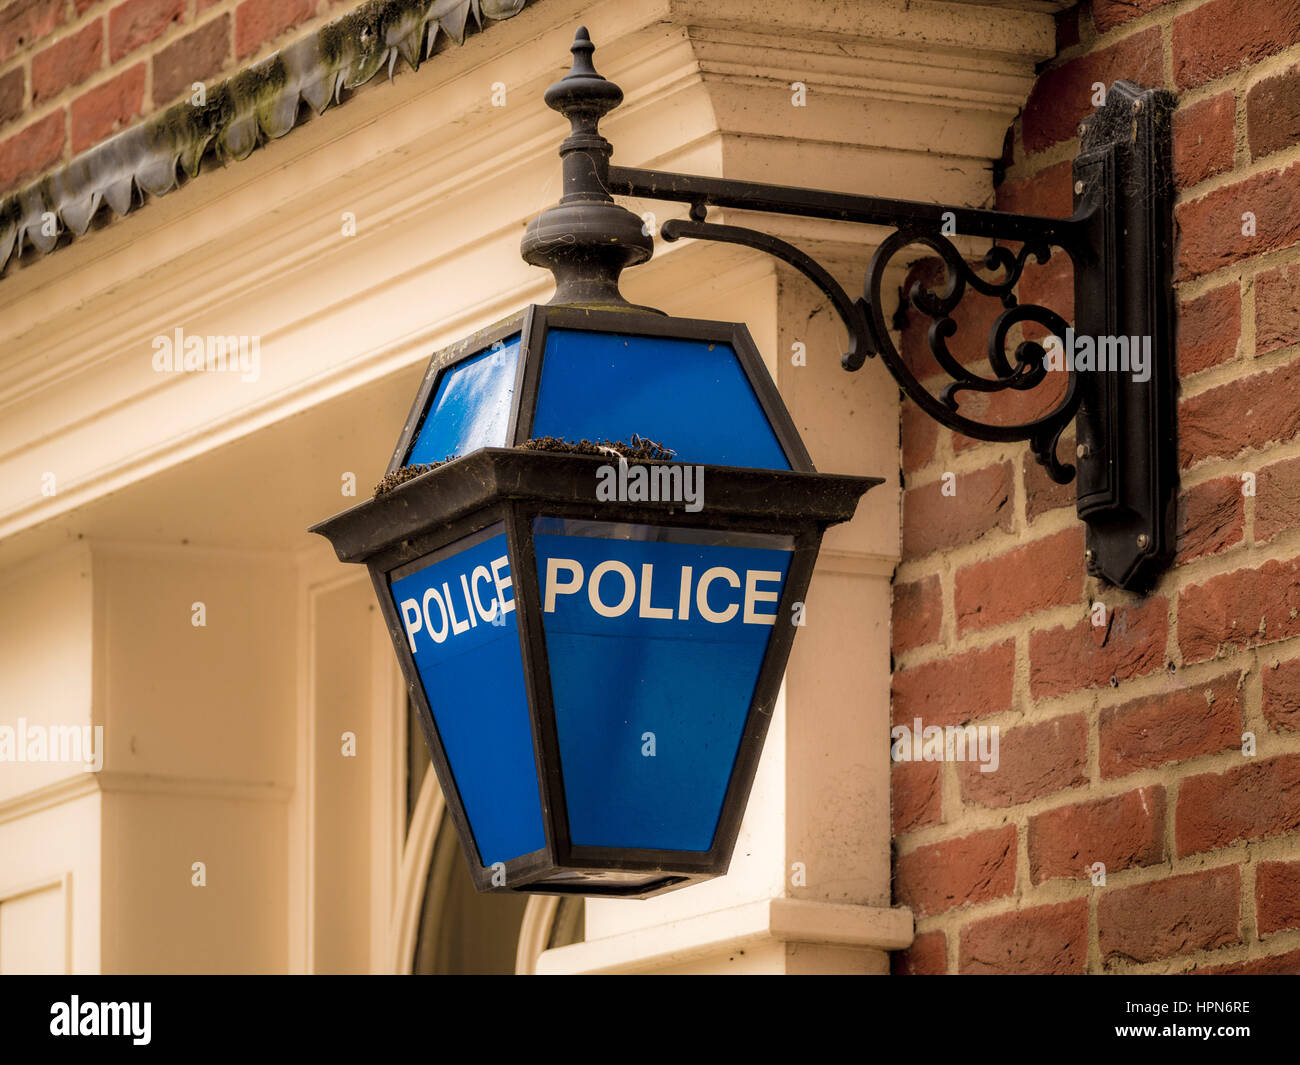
373,435,676,496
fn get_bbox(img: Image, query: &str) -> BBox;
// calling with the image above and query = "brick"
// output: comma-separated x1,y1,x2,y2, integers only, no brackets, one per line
1263,657,1300,732
1029,597,1169,699
31,20,103,104
959,713,1087,809
892,575,941,653
70,62,144,153
235,0,315,59
892,640,1015,728
1025,438,1076,523
1255,263,1300,355
1173,92,1235,188
959,900,1088,975
1022,28,1164,154
1175,163,1300,281
954,527,1085,634
1256,861,1300,934
1099,867,1240,964
901,401,937,473
902,463,1012,559
1100,672,1244,778
151,14,229,107
108,0,185,62
1173,0,1300,89
0,0,66,64
893,931,946,975
1018,253,1074,324
0,108,63,193
952,369,1070,453
1178,555,1300,663
892,757,941,835
994,159,1073,218
1247,63,1300,160
1176,754,1300,855
894,826,1017,917
1257,455,1300,544
1194,949,1300,974
1029,786,1165,884
1180,355,1300,468
0,65,23,126
1177,283,1240,376
1092,0,1172,33
1175,476,1244,563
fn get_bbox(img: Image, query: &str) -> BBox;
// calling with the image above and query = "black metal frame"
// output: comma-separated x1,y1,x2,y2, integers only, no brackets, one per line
523,28,1179,592
386,302,816,476
311,449,879,897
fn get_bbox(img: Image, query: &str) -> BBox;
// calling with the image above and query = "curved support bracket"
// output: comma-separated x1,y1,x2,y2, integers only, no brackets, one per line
661,215,873,371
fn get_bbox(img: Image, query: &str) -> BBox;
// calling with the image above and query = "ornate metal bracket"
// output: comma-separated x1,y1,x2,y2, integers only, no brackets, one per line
524,29,1177,592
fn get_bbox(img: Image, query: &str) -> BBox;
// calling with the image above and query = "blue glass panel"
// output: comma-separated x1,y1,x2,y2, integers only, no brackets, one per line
532,329,791,470
407,336,521,465
390,527,544,865
533,519,793,851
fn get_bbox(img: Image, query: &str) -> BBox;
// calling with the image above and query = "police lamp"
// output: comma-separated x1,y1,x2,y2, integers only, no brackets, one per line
310,31,880,898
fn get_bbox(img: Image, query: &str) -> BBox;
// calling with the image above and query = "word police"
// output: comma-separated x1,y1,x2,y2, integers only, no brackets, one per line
398,551,784,653
544,556,780,624
399,552,513,651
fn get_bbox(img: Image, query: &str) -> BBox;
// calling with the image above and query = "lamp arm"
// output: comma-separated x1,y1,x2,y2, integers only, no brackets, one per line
633,164,1089,482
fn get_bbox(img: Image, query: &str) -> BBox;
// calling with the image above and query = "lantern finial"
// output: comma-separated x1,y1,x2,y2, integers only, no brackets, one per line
521,29,660,313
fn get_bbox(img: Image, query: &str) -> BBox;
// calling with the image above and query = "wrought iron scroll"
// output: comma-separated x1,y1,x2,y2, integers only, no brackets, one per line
863,228,1081,485
651,191,1085,484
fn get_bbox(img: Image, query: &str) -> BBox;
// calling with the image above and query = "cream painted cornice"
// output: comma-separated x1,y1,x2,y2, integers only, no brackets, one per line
0,0,1062,556
535,897,916,974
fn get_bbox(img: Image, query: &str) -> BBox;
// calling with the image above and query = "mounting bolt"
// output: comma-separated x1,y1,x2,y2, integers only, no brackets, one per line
1136,534,1151,550
1085,549,1096,565
1133,98,1144,113
1077,123,1088,137
1074,179,1085,195
1076,443,1092,460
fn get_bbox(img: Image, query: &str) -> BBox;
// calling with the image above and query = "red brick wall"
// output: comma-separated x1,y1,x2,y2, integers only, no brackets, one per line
0,0,353,195
892,0,1300,974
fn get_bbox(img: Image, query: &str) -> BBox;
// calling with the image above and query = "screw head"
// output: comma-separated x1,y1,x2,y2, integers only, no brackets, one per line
1136,533,1151,550
1077,123,1088,137
1076,443,1092,460
1074,179,1085,195
1133,98,1144,113
1085,549,1095,564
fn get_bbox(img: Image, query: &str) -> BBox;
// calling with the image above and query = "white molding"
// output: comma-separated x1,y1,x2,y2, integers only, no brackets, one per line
0,774,98,826
536,898,914,974
0,871,74,974
515,896,561,976
94,772,291,802
387,767,444,975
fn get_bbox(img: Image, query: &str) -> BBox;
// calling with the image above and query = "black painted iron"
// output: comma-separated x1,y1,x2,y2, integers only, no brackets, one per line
525,28,1178,592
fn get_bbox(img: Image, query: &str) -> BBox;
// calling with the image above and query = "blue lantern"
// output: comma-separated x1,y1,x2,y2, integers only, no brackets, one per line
313,306,878,896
